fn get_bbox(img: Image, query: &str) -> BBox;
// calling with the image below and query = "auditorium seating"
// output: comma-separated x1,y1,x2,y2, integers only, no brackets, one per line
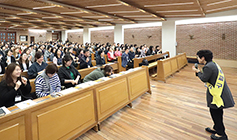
0,66,151,140
152,53,188,82
133,51,170,69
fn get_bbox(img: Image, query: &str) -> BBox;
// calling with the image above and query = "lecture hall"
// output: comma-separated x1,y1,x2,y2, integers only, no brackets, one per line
0,0,236,140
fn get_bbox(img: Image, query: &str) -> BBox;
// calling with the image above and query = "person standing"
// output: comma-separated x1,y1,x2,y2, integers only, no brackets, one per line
192,50,235,140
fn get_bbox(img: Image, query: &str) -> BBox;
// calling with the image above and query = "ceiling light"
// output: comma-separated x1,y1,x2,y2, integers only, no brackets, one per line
98,19,114,21
165,14,203,17
29,19,43,22
139,9,146,13
33,5,56,9
207,0,232,6
42,16,62,19
86,4,122,8
144,2,194,7
108,11,140,14
134,18,161,21
206,5,237,12
82,16,105,18
17,12,36,15
60,11,83,14
63,19,84,22
118,1,130,7
123,15,153,17
156,9,198,13
5,17,20,19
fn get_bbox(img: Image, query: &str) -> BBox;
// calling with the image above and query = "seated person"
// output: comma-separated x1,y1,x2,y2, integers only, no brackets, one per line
0,52,6,74
122,47,133,69
18,52,32,71
28,51,48,79
0,63,32,108
35,63,61,98
5,49,16,66
53,49,63,66
107,47,116,62
58,54,81,89
96,50,106,66
83,65,113,82
128,46,135,61
79,49,93,69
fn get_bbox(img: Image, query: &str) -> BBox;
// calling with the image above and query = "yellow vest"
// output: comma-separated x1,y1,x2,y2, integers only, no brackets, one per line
206,62,224,108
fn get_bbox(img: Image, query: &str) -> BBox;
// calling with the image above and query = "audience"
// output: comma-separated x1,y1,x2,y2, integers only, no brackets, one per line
5,49,16,66
83,65,113,82
96,50,106,66
0,63,32,108
28,51,48,79
35,63,61,97
18,52,32,71
53,49,63,66
79,49,92,69
58,54,81,88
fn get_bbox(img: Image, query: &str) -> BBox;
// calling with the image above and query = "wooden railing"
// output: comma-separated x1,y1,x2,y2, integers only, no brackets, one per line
152,53,188,82
133,52,170,68
0,66,151,140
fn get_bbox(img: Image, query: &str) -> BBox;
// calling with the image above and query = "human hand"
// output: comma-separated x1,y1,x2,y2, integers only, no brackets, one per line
15,80,22,90
21,77,27,85
86,57,89,62
192,66,200,73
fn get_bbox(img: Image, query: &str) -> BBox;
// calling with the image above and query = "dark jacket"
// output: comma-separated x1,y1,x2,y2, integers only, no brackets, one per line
18,61,30,71
28,62,48,79
79,55,93,69
96,56,105,66
6,56,16,65
197,61,235,109
58,65,81,88
128,51,135,61
121,52,129,68
0,78,32,108
0,54,6,74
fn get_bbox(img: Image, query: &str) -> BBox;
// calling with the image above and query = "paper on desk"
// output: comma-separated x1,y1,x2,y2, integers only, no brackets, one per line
60,87,78,95
1,106,11,114
16,99,37,109
99,77,110,81
75,83,90,89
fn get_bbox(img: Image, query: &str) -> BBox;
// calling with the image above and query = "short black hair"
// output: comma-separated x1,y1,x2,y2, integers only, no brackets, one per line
45,63,58,74
35,51,43,60
62,54,73,66
196,50,213,62
98,50,104,56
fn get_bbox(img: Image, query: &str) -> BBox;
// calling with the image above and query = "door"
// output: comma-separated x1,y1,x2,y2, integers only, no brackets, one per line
30,36,35,43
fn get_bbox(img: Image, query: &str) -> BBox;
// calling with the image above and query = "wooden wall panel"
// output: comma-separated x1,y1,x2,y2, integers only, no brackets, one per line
96,78,129,122
128,70,148,100
31,91,95,140
0,116,25,140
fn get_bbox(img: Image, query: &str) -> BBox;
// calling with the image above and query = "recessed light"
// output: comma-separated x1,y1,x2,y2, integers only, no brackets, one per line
156,9,198,13
144,2,194,7
108,11,140,14
207,0,232,6
86,4,122,8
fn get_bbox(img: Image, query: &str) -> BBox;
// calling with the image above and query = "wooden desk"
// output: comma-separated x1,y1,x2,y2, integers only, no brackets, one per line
0,66,151,140
133,52,170,68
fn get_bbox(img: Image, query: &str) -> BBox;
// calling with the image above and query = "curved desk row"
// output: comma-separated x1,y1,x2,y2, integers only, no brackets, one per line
0,66,151,140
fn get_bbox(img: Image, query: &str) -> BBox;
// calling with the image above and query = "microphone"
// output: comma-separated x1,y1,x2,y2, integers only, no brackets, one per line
195,63,198,69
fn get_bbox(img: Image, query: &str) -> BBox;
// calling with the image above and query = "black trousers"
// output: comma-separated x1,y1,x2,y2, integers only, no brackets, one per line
210,108,226,136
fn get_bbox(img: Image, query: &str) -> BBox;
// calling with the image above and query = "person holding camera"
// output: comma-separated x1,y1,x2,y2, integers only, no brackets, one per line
192,50,235,140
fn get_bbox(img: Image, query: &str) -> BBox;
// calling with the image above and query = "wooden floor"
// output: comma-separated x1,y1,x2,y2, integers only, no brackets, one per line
76,64,237,140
